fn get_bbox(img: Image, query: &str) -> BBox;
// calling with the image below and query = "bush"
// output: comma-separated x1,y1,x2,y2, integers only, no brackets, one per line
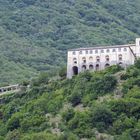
92,75,117,95
7,113,22,131
5,130,21,140
91,105,114,132
62,108,75,122
135,59,140,69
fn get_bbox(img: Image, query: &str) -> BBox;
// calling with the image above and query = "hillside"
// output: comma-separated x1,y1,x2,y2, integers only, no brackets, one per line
1,61,140,139
1,0,140,85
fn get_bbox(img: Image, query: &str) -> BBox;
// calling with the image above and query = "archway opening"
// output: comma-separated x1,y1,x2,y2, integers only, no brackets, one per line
105,63,110,68
82,57,86,63
95,64,100,71
89,65,94,70
119,54,122,61
82,65,86,71
105,55,109,62
96,56,100,62
73,66,78,75
89,56,93,61
73,58,77,64
118,62,123,67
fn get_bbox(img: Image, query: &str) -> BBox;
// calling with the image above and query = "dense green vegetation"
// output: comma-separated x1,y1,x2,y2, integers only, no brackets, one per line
1,1,140,139
1,61,140,139
1,0,140,85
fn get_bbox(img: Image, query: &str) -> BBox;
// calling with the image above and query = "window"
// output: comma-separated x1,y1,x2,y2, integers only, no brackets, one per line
112,49,116,52
73,66,78,75
95,50,98,54
118,48,121,52
105,55,109,62
82,65,86,71
105,63,110,68
119,54,122,61
96,56,100,62
82,57,86,63
124,48,127,52
90,50,93,54
101,50,104,53
73,58,77,64
86,50,88,54
119,62,123,67
106,49,110,53
89,65,93,70
89,56,93,61
73,51,76,55
79,51,82,54
95,64,100,71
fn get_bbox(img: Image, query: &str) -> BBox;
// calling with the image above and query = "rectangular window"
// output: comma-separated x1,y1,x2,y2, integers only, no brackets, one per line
95,50,98,54
90,50,93,54
118,48,121,52
101,50,104,53
79,51,82,54
73,51,76,55
106,49,110,53
124,48,127,52
112,49,116,52
86,50,88,54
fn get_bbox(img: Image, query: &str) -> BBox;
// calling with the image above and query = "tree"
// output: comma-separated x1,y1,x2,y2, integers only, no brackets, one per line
91,105,114,132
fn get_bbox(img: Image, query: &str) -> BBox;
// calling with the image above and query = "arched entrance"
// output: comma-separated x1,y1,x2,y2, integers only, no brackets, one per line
89,56,93,61
118,62,123,67
82,65,86,71
118,54,122,61
95,64,100,71
73,58,77,64
96,56,100,62
73,66,78,75
89,64,94,70
105,63,110,68
105,55,109,62
82,57,86,63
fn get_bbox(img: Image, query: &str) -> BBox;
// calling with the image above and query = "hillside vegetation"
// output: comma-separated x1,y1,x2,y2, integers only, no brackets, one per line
1,0,140,85
1,60,140,139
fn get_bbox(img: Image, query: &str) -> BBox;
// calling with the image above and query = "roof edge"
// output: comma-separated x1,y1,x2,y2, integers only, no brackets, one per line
68,44,135,51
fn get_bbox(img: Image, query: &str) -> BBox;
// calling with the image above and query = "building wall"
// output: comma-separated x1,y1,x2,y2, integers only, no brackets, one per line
67,38,140,79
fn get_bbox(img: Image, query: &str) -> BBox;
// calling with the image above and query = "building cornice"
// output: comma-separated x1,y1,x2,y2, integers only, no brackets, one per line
68,44,135,51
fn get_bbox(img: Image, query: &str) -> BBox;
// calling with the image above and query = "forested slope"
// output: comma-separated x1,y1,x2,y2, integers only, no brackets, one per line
1,0,140,85
1,61,140,139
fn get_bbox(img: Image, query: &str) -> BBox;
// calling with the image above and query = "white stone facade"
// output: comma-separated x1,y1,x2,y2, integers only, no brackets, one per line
67,38,140,79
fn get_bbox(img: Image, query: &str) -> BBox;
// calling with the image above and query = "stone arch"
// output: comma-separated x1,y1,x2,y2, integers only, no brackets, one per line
118,54,122,61
96,56,100,62
118,62,123,66
105,55,109,62
82,65,86,71
89,64,94,70
89,56,93,61
73,58,77,64
73,66,78,75
105,63,110,68
82,57,86,63
95,64,100,71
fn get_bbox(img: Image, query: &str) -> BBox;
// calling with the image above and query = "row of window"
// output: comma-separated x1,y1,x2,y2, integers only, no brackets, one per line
73,55,123,64
73,48,127,55
73,62,124,75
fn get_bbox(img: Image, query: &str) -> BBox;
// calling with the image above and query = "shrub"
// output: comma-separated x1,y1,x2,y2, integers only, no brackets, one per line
91,105,114,132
